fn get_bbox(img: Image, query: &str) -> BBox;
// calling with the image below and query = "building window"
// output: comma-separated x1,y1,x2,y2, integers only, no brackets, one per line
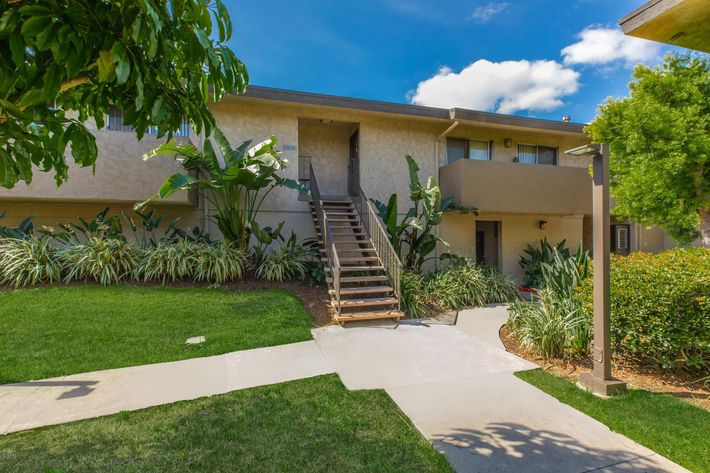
517,144,557,165
611,223,631,255
446,138,492,164
107,107,190,137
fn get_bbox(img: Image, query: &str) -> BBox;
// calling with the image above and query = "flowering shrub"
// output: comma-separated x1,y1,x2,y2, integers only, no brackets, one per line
577,248,709,371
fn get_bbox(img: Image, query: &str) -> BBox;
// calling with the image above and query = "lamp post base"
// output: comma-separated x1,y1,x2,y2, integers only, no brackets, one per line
579,372,627,397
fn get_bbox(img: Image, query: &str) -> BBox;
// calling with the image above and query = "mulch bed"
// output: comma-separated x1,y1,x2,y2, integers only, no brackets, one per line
499,324,710,410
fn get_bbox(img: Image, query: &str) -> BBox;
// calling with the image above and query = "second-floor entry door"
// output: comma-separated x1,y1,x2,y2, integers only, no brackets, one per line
348,129,359,196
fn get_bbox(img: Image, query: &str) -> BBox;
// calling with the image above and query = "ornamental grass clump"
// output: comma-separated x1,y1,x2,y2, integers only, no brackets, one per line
482,266,519,304
139,239,196,283
192,242,246,284
256,247,307,282
0,237,63,287
508,288,588,359
400,271,429,318
62,238,142,285
425,258,487,309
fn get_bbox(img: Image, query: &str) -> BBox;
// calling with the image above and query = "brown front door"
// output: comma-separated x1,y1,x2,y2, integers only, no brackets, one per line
348,129,359,196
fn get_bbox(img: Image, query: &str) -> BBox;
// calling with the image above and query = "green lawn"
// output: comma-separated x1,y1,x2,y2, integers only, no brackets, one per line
516,369,710,473
0,374,452,473
0,285,315,384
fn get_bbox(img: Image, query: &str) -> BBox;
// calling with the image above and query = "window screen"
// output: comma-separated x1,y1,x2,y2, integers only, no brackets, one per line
469,140,490,161
537,146,557,165
517,144,557,165
517,144,537,164
107,107,190,137
446,138,467,164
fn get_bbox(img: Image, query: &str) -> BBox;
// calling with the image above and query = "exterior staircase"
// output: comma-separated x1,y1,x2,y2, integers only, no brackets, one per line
308,166,403,324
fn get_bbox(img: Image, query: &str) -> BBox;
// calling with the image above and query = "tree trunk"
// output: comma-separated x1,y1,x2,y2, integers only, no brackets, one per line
700,209,710,248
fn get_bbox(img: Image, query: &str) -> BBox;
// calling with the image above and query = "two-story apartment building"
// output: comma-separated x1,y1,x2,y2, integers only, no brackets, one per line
0,86,676,282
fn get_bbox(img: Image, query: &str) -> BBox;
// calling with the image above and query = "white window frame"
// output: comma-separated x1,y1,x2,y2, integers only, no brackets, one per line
106,107,190,137
446,138,493,164
517,144,558,165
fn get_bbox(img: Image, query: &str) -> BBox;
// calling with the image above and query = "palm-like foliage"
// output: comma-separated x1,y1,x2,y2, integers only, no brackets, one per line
519,238,572,288
138,128,307,250
0,211,34,240
373,155,476,271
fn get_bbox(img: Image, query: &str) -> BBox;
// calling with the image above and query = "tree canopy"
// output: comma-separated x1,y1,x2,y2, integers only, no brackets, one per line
586,53,710,246
0,0,247,188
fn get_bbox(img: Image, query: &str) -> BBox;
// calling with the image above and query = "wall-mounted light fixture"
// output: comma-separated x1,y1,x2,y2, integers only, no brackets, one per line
504,138,512,148
538,220,548,230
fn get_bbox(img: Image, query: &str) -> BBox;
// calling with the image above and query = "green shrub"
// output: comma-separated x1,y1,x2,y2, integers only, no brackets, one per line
192,242,246,284
139,239,196,282
256,247,307,282
62,238,142,285
400,271,430,318
423,258,487,310
482,266,519,304
508,288,589,358
577,249,709,371
519,238,588,288
0,237,63,287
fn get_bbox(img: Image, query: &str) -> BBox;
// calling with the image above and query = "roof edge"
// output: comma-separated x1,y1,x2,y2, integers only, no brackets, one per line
240,86,586,134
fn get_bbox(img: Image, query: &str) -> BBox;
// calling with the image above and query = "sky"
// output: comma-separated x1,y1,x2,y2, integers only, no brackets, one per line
226,0,674,123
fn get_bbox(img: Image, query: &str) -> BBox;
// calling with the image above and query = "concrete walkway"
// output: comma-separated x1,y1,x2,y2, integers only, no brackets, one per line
0,341,333,434
0,306,690,472
312,307,690,473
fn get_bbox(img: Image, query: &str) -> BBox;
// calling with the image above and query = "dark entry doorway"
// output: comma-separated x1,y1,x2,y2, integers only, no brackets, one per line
348,129,359,195
475,220,500,269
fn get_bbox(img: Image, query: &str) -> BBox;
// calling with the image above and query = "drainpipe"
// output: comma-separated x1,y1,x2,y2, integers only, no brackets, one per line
199,129,209,234
433,120,459,270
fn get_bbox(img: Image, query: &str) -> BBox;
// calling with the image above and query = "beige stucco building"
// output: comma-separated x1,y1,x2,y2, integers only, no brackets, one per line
0,87,676,282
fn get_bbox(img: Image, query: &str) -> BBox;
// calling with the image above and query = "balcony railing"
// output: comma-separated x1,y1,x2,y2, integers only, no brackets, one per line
309,163,342,315
350,180,402,311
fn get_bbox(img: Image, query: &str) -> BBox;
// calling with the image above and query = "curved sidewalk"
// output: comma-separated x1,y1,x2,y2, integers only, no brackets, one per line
312,306,690,473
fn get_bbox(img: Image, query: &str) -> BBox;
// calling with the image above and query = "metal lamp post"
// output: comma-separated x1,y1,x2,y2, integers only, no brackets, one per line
566,143,626,396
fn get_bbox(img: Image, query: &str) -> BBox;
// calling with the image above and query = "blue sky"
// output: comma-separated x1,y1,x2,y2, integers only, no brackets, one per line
227,0,671,123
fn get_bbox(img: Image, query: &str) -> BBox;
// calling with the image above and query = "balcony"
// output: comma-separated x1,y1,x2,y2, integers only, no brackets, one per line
439,159,592,215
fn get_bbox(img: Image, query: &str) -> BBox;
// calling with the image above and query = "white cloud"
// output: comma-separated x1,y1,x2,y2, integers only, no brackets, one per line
410,59,580,114
470,2,509,23
561,27,660,66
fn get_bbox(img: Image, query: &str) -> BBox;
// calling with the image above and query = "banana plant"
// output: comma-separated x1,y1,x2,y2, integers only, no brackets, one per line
137,128,308,251
373,155,476,271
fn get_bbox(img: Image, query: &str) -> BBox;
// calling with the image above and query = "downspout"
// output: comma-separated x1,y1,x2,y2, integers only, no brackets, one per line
434,120,459,270
200,129,209,235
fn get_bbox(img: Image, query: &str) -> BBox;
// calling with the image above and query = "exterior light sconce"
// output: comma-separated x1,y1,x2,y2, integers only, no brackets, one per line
538,220,548,230
504,138,512,148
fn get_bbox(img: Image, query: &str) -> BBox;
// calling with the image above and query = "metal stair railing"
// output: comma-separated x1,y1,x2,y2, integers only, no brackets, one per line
309,163,341,316
350,180,402,311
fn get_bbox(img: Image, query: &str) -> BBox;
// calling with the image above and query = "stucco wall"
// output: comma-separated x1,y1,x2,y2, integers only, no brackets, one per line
298,120,351,196
0,123,195,205
440,211,584,282
0,202,203,239
443,123,591,168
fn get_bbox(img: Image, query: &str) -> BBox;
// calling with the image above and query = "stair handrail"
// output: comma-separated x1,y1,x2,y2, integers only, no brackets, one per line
350,181,402,312
309,163,341,316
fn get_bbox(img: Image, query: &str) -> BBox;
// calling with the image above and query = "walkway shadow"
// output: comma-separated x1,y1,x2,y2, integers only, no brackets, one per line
434,422,662,472
7,381,98,400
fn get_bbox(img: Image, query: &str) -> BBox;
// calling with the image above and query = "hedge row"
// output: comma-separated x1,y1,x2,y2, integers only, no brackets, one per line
576,248,709,371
